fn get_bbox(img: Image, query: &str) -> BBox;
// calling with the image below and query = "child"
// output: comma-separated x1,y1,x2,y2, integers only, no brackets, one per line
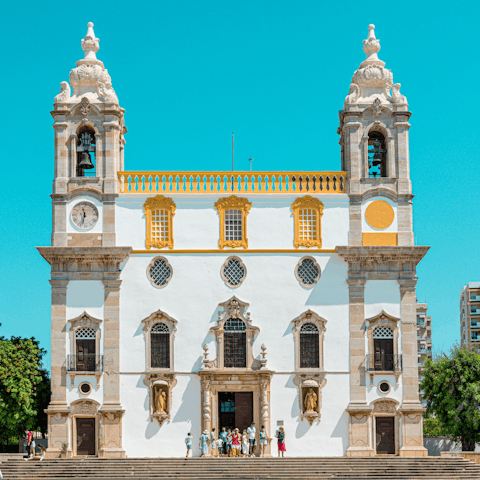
242,429,249,456
185,432,193,458
219,427,227,456
216,436,224,457
259,426,267,457
226,429,233,457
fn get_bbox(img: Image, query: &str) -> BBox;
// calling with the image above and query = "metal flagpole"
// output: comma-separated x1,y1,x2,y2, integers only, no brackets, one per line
232,132,234,171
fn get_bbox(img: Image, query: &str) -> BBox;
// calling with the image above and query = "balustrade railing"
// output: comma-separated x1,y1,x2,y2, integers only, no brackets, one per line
117,171,347,194
66,354,103,373
365,354,402,372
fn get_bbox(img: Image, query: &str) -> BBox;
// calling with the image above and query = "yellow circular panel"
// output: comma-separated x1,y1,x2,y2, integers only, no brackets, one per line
365,201,394,230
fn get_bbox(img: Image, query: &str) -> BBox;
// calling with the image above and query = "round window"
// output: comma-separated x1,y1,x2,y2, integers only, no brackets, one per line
378,381,391,394
79,382,92,395
295,256,321,288
147,257,173,288
221,257,246,288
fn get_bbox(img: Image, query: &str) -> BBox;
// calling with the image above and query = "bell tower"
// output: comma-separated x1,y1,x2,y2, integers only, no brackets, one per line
339,24,413,246
51,22,126,247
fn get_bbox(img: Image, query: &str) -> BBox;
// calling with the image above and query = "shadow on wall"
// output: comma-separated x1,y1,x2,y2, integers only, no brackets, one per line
172,376,199,424
330,411,350,455
306,256,348,307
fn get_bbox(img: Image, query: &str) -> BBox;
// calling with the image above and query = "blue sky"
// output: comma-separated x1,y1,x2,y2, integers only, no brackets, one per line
0,0,478,370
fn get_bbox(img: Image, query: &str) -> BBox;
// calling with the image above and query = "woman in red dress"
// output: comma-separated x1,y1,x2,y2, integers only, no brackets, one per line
277,427,286,457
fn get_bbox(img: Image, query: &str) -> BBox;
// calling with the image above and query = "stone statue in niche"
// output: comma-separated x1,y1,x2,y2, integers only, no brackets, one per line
154,386,167,414
304,388,318,414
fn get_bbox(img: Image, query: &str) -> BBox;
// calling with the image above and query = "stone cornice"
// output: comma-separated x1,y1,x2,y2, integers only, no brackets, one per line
336,246,429,265
37,246,132,274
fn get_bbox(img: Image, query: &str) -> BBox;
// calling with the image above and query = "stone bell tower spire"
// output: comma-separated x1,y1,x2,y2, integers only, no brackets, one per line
51,22,126,246
339,24,413,246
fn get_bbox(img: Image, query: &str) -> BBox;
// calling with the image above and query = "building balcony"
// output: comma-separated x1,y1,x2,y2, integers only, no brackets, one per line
365,354,402,388
470,296,480,302
118,171,347,195
66,354,104,388
471,309,480,315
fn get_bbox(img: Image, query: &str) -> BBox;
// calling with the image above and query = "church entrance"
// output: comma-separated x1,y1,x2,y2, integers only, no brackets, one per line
76,417,96,455
218,392,253,432
375,416,395,454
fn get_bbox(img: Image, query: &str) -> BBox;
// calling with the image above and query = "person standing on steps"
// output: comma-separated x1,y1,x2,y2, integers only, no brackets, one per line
210,428,217,456
259,426,267,457
219,427,227,456
247,422,256,457
185,432,193,458
199,430,209,457
226,429,233,457
242,429,249,456
277,427,286,457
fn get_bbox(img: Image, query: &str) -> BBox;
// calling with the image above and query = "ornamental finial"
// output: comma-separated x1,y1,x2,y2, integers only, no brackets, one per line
77,21,104,68
360,24,385,68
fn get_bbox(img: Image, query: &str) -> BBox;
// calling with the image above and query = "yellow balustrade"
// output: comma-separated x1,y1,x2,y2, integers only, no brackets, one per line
117,171,347,194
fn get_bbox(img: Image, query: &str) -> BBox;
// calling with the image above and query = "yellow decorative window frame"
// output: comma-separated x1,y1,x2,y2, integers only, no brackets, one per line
214,195,252,250
143,195,176,250
291,195,324,249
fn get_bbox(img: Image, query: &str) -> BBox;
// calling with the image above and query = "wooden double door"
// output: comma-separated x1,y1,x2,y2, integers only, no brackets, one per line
376,416,395,454
76,418,96,455
218,392,253,432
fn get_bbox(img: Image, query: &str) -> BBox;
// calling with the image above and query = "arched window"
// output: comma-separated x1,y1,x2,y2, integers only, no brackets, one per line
300,323,319,368
368,131,387,178
373,326,394,371
76,126,96,177
75,327,96,372
224,318,246,368
151,323,170,369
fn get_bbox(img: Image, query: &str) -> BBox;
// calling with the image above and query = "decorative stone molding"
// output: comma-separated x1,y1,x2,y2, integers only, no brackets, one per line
97,406,126,458
207,296,260,369
293,373,327,425
143,195,176,250
365,310,401,387
214,195,252,249
291,310,327,371
143,373,177,427
291,196,324,249
67,311,102,388
373,399,397,414
141,309,177,371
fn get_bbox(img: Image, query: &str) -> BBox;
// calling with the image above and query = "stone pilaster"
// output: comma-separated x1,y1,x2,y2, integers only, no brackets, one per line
397,199,414,247
45,279,72,458
102,198,116,247
51,199,68,247
348,197,362,246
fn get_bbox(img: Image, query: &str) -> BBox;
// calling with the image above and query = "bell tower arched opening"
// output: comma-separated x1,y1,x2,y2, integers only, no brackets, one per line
76,125,96,177
368,131,387,178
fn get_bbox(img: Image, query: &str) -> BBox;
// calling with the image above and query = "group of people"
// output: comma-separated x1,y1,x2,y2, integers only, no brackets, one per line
185,423,286,457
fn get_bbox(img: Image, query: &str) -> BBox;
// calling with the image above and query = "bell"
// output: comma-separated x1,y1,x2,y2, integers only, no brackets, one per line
77,152,94,169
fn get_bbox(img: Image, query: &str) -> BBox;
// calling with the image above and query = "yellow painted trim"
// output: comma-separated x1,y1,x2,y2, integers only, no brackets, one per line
131,249,337,254
365,200,395,230
214,195,252,250
291,196,324,249
118,171,347,194
362,233,398,246
143,195,176,250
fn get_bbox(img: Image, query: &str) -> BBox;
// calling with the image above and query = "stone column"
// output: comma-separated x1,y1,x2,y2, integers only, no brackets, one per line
51,200,67,247
102,198,116,247
398,277,427,456
348,197,362,246
45,279,72,458
397,199,414,247
346,277,374,456
99,278,125,458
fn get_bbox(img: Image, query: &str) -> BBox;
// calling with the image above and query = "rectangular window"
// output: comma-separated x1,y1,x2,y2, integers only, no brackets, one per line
225,209,243,241
299,208,317,241
151,332,170,369
151,209,169,243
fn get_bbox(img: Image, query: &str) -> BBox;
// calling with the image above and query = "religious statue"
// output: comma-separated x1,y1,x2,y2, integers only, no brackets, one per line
154,387,167,414
304,388,317,414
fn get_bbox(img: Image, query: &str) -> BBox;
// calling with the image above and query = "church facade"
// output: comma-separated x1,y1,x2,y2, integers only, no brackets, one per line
38,22,428,458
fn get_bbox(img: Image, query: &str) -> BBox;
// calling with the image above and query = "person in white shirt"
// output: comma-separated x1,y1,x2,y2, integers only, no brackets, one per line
246,422,256,456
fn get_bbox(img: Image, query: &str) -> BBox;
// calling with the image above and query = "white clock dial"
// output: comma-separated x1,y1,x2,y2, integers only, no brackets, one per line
71,202,99,230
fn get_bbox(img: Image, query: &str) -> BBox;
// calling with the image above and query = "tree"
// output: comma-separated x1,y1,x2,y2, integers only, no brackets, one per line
421,344,480,451
0,331,50,445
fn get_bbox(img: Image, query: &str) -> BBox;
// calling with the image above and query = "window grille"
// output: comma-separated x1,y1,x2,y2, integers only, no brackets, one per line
225,209,242,241
148,257,172,287
76,328,96,339
151,209,169,243
222,257,246,287
373,327,393,339
298,208,317,241
151,323,170,368
224,318,246,368
297,257,320,286
300,323,319,368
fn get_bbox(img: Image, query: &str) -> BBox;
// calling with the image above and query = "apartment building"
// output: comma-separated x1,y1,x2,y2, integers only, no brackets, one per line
416,302,432,407
460,283,480,348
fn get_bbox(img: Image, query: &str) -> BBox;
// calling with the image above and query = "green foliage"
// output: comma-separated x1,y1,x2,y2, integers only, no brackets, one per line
423,415,444,437
421,344,480,451
0,335,50,441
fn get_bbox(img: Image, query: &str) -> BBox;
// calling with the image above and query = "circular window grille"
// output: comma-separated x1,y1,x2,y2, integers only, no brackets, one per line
79,382,92,395
373,327,393,339
295,257,321,287
378,381,391,394
221,257,246,288
147,257,173,288
76,328,96,339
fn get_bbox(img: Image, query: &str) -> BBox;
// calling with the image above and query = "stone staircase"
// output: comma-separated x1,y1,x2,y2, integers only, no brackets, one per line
1,456,480,480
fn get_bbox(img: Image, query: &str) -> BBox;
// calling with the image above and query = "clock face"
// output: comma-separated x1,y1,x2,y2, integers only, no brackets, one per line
71,202,99,230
